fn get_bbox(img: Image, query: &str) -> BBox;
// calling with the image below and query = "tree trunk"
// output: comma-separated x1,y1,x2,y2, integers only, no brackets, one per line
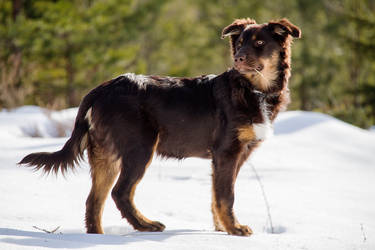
0,0,23,108
64,36,77,107
298,81,309,111
65,50,77,107
12,0,22,21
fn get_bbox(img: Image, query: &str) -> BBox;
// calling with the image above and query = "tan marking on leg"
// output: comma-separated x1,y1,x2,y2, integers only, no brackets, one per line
237,125,256,142
86,141,121,234
212,202,224,231
211,176,225,231
216,200,253,236
211,160,252,236
216,199,237,229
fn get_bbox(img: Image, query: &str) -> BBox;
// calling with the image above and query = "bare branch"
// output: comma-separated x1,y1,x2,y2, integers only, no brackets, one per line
33,226,61,234
248,162,274,234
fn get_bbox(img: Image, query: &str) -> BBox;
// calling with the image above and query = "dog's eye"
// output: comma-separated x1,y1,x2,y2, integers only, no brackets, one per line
255,40,265,47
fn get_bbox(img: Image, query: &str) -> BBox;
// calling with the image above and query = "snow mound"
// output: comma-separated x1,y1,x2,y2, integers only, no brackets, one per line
0,107,374,250
275,111,367,135
0,106,77,138
1,107,372,140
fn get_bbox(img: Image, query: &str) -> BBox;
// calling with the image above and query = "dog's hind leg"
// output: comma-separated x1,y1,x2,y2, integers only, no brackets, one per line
111,134,165,232
85,140,121,234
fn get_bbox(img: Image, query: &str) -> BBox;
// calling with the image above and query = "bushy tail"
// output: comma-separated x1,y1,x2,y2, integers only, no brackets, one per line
19,87,100,175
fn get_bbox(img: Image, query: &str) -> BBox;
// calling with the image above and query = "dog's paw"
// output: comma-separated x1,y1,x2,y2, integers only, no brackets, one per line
227,224,253,236
136,220,166,232
149,221,166,232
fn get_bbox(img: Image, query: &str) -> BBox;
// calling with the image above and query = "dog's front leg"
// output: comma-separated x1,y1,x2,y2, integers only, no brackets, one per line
211,152,253,236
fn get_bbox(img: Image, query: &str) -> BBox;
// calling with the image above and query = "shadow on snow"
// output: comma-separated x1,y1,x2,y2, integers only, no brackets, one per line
0,227,225,248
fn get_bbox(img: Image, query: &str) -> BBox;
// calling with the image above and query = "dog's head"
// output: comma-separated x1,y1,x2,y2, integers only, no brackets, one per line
222,18,301,91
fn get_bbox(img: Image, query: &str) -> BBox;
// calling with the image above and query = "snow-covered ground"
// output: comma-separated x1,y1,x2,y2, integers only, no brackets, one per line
0,106,374,250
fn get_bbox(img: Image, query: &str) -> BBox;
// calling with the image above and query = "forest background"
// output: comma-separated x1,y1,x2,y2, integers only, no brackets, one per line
1,0,374,128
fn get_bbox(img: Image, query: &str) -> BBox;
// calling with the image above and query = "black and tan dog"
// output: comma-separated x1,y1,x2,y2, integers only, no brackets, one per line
20,18,300,236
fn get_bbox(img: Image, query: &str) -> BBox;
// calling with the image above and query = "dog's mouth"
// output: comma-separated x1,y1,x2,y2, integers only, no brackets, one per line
236,68,256,74
235,64,271,88
234,65,264,75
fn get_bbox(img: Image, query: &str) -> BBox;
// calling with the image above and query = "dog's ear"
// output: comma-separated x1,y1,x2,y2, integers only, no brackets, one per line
222,18,256,57
268,18,301,39
221,18,256,39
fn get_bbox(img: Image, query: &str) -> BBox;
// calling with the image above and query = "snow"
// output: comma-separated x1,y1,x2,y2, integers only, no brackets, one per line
0,106,374,250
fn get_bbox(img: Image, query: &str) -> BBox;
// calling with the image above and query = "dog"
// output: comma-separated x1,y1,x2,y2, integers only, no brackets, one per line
20,18,301,236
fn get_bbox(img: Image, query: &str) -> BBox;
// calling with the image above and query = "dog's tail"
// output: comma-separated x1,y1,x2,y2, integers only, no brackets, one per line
19,87,101,175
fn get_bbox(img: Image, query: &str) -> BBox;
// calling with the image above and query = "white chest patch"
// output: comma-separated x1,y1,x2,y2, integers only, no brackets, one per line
253,122,273,140
253,101,273,140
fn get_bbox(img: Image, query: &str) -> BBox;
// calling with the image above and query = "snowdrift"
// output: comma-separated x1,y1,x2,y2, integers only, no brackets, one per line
0,106,374,250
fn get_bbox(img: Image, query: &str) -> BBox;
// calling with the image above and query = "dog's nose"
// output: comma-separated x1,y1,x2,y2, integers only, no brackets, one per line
234,55,246,63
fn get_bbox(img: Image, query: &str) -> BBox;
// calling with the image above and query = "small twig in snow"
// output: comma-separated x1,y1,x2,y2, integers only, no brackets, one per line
249,162,274,234
360,223,367,243
33,225,61,234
